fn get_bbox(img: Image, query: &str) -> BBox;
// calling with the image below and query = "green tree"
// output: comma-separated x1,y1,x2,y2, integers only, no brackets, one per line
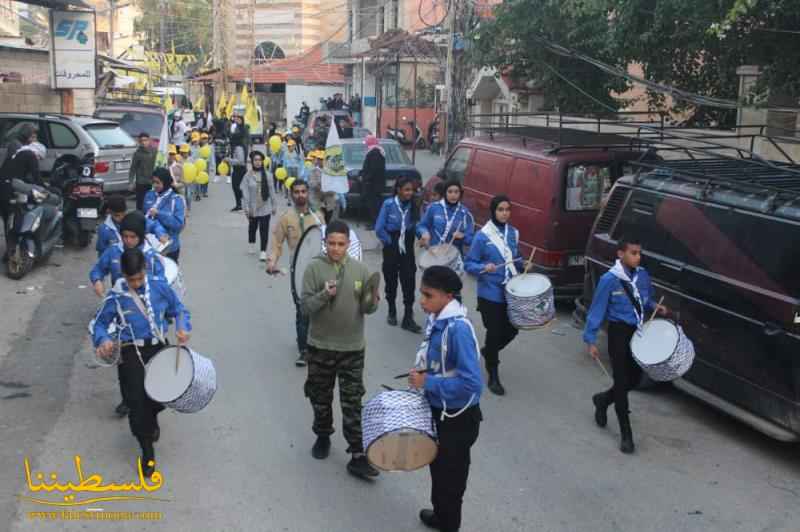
134,0,211,60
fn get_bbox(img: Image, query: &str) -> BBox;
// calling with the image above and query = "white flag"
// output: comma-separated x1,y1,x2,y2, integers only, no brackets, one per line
321,122,349,194
155,114,170,168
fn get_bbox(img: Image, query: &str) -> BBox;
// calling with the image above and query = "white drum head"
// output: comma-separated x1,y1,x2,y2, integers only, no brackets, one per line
144,347,195,403
161,256,179,285
419,245,459,269
631,319,679,365
506,273,551,297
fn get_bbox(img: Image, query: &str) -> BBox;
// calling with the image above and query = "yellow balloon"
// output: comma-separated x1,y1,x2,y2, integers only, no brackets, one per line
197,171,209,185
269,135,282,153
304,160,313,168
199,145,211,159
195,158,207,172
284,177,296,190
183,162,197,184
275,167,288,181
217,161,230,176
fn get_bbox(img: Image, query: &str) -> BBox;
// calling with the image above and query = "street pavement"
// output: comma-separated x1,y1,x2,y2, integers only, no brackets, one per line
1,156,799,532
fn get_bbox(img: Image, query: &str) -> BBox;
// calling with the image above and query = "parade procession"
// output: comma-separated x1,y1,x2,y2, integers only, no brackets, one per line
1,0,800,531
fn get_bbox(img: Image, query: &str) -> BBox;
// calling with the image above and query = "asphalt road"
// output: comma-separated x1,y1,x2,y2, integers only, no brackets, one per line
1,154,799,531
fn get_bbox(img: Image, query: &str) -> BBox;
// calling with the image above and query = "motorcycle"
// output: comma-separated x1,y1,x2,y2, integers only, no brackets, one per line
428,115,441,155
54,155,103,248
6,178,63,279
387,118,426,149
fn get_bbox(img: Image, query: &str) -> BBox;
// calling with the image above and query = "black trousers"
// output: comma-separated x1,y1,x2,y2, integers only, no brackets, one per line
247,215,270,251
429,405,482,532
231,166,245,208
477,297,518,368
366,188,382,224
599,321,641,419
135,184,150,212
166,249,180,264
119,344,165,449
382,230,416,308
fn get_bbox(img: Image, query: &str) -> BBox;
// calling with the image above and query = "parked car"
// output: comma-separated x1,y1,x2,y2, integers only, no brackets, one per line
422,128,647,298
94,102,166,147
302,110,355,151
341,138,422,212
0,113,137,193
583,157,800,441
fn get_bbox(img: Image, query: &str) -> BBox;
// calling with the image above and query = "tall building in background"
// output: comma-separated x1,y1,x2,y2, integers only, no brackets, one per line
85,0,143,57
0,0,21,39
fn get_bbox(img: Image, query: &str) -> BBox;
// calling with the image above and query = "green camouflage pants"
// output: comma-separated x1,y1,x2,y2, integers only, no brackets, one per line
304,347,366,453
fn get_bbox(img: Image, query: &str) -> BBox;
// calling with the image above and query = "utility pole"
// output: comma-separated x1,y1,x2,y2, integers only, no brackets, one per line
158,0,166,55
442,0,456,155
108,0,115,57
443,0,470,155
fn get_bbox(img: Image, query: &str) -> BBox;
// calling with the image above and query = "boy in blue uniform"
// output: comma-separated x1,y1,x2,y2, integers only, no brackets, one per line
96,195,127,257
143,167,186,263
583,237,668,454
408,266,482,532
375,176,422,332
93,248,192,478
417,180,475,261
464,195,524,396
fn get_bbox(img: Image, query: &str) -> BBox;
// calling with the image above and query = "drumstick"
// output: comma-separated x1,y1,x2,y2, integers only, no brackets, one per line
594,356,612,381
381,384,396,391
480,257,517,273
523,247,537,275
393,368,430,379
648,296,665,324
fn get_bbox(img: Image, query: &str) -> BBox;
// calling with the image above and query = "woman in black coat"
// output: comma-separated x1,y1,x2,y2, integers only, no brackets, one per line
361,135,386,229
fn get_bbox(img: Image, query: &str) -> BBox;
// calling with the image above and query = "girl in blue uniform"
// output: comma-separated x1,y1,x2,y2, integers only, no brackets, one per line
464,195,524,396
375,176,422,332
408,265,482,532
96,195,127,257
93,247,192,478
418,180,475,268
143,167,186,263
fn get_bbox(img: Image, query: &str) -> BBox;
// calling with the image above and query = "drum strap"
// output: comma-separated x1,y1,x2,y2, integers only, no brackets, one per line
394,197,410,254
437,200,463,245
481,221,517,283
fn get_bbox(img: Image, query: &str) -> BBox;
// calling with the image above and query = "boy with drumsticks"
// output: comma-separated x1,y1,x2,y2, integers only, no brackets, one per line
583,236,668,454
300,220,381,479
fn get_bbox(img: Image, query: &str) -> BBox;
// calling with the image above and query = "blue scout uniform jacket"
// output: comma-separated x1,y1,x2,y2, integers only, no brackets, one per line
96,215,168,257
417,201,475,252
375,196,415,247
90,243,166,286
464,223,523,303
583,267,657,345
142,189,185,254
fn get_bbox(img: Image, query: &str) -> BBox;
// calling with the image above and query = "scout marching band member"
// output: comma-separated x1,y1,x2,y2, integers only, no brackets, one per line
90,212,167,418
418,180,475,271
240,151,276,261
96,195,127,257
90,212,167,298
92,247,192,478
464,195,524,396
143,168,186,264
300,220,380,479
266,179,323,366
283,139,303,179
374,176,423,333
228,130,248,212
408,265,483,532
583,236,668,454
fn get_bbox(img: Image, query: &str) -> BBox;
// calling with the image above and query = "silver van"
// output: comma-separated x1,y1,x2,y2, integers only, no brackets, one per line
0,113,137,192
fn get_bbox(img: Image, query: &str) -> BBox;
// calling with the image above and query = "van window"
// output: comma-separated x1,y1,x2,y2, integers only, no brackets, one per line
565,163,613,211
508,158,543,209
444,147,471,182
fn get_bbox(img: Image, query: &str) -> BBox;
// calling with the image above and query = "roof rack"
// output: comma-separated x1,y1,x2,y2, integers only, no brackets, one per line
467,111,800,198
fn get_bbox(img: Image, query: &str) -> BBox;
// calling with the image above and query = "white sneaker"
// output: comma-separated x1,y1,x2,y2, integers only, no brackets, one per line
226,176,232,184
259,251,267,261
248,245,256,255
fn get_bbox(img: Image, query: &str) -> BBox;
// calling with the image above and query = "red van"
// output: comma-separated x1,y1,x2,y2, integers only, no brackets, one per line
424,129,645,298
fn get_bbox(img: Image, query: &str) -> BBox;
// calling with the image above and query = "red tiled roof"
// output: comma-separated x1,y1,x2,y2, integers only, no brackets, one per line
228,45,344,85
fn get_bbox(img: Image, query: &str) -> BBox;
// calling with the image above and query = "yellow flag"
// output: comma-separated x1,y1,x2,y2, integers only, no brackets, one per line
239,85,249,107
215,91,226,118
194,94,205,112
225,93,236,118
245,94,259,132
163,94,173,114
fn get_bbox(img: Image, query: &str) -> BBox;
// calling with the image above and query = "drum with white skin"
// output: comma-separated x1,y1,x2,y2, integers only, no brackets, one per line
362,390,438,472
418,244,463,276
630,318,695,382
505,273,556,329
160,256,186,298
144,345,217,413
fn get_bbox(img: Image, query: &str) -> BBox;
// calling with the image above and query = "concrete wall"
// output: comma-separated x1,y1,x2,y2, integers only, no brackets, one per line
286,83,343,120
0,47,50,84
0,84,61,113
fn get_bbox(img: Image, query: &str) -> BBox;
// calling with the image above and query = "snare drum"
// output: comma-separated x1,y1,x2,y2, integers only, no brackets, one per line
418,244,463,276
630,319,695,382
160,256,186,298
146,234,171,254
143,345,217,413
362,390,438,472
87,319,121,367
505,273,555,329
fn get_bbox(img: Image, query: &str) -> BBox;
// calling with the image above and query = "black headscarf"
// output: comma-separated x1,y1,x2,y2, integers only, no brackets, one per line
119,211,146,244
251,150,271,201
443,180,463,206
153,167,173,191
490,194,512,227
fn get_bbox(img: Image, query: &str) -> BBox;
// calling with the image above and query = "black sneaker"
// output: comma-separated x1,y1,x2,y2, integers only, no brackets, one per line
419,509,441,530
311,436,331,459
401,315,422,334
347,455,379,479
592,393,608,428
140,458,156,479
295,350,308,367
387,311,398,326
153,420,160,443
114,401,129,418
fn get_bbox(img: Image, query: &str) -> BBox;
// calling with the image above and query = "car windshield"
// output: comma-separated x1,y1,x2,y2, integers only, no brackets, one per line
342,143,411,166
94,110,163,139
83,124,137,149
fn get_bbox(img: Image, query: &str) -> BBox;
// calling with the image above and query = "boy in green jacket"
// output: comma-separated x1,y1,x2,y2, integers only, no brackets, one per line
301,220,380,479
